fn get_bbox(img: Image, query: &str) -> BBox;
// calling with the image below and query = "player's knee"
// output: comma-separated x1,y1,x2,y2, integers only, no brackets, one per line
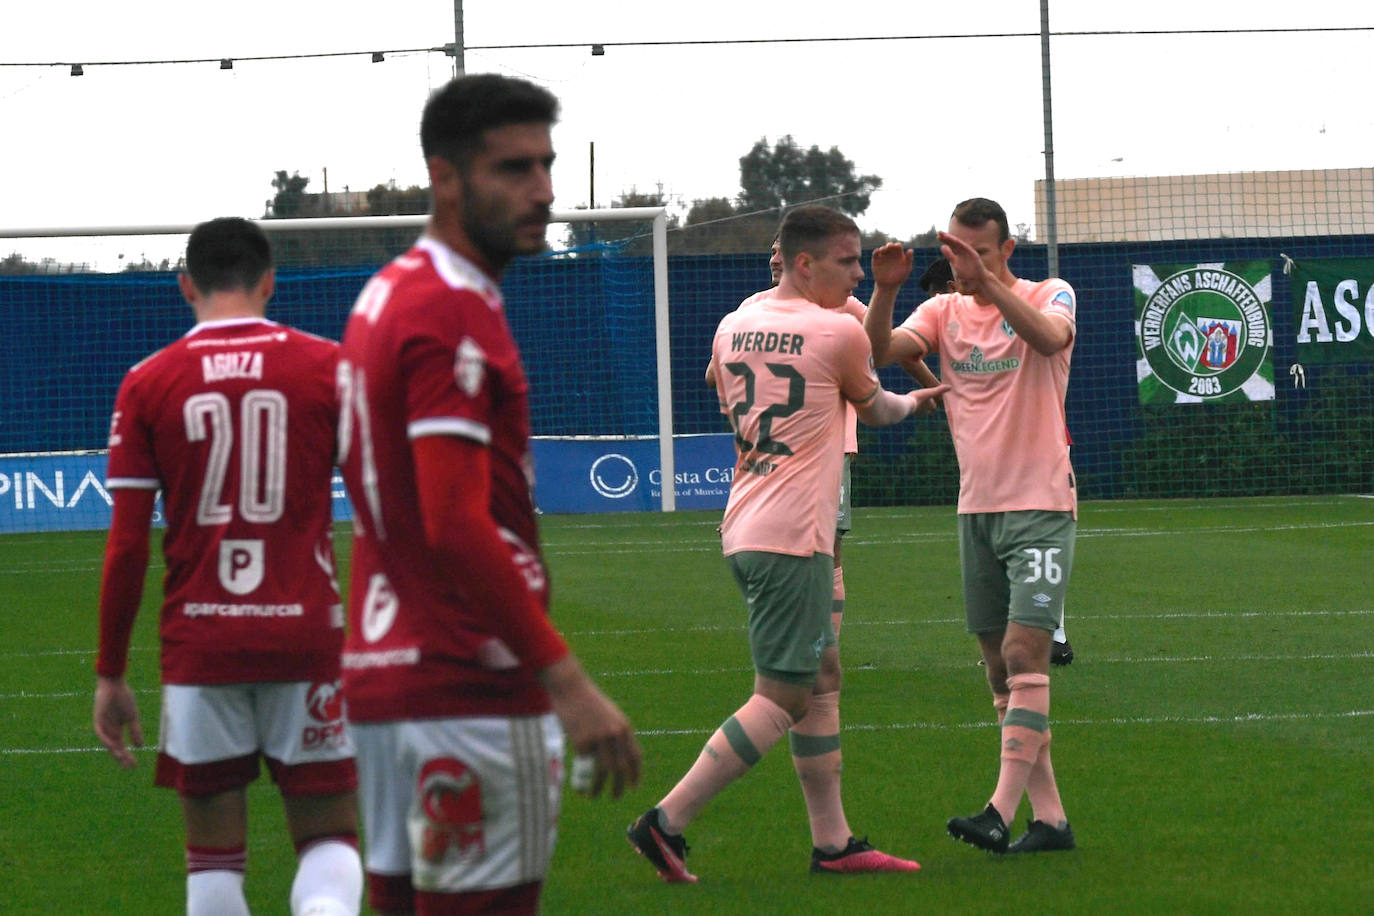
816,647,842,687
283,791,359,848
1001,633,1049,675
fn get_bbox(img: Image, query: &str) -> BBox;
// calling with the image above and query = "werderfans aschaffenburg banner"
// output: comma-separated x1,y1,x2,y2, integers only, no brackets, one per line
1132,260,1274,405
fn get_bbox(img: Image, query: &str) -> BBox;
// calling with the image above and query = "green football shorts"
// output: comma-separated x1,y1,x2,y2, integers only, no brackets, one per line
958,510,1076,634
726,550,834,686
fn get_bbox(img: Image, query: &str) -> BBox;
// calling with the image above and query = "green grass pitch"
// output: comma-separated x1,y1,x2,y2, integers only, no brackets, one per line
2,495,1371,913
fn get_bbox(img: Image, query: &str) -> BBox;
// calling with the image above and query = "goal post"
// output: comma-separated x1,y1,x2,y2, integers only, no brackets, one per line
0,206,681,533
542,207,676,510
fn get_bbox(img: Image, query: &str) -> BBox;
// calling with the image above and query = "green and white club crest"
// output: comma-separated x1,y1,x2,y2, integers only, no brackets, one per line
1133,262,1274,404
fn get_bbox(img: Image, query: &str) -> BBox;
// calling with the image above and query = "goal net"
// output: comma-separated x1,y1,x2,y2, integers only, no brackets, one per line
0,208,681,533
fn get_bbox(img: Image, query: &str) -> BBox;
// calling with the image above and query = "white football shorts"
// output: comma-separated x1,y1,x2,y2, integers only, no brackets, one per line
158,680,355,789
351,713,564,894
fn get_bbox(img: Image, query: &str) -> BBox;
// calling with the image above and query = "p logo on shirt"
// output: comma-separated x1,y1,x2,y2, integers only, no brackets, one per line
219,539,265,595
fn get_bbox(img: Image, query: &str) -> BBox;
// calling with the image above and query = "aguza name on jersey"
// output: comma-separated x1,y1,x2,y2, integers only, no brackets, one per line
201,351,264,383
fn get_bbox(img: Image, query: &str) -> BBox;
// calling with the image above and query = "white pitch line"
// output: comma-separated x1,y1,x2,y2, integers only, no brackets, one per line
0,560,165,575
635,708,1374,738
7,609,1369,661
0,687,160,699
535,496,1366,531
0,745,162,756
540,517,1374,557
592,649,1374,679
8,708,1371,755
0,646,157,660
558,607,1374,638
7,649,1369,700
1,509,1366,571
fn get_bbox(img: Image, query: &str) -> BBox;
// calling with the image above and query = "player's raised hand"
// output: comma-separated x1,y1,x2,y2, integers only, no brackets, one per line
937,231,993,297
870,242,914,289
93,675,144,768
542,655,643,799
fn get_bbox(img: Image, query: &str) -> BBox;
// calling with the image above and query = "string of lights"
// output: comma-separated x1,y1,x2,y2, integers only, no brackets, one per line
3,25,1370,74
2,46,449,74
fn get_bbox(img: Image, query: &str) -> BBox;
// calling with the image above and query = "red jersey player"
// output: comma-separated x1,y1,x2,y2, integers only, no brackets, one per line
93,217,362,915
336,74,640,915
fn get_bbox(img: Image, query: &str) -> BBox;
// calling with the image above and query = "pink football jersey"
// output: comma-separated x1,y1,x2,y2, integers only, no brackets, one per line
898,278,1077,515
737,289,866,453
711,296,879,557
337,237,551,722
104,318,343,684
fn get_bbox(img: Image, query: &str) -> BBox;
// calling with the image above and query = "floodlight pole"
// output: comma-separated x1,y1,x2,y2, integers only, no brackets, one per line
1040,0,1059,278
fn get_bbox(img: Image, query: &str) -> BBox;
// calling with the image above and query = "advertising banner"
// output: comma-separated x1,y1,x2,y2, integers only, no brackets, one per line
0,453,353,535
531,434,735,514
1290,257,1374,364
0,436,735,534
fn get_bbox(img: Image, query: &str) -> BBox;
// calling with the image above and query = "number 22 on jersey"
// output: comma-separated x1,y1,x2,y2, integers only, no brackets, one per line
723,361,804,458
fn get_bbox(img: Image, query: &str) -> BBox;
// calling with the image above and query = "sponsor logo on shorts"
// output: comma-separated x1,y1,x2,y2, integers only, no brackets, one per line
418,758,485,862
306,681,343,722
302,681,346,750
1033,592,1052,607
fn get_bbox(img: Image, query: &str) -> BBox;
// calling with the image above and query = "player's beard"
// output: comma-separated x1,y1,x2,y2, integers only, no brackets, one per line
461,185,551,275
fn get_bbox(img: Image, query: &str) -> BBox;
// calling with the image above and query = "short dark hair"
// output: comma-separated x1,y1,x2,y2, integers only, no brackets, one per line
951,197,1011,244
420,73,559,169
918,257,953,295
778,205,858,266
184,217,272,293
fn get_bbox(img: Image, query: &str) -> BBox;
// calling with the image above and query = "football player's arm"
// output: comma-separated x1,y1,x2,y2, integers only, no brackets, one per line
93,487,156,768
864,243,916,367
938,231,1073,355
412,435,568,670
851,383,950,427
842,329,949,426
864,296,928,370
981,281,1073,355
897,355,943,415
413,436,642,797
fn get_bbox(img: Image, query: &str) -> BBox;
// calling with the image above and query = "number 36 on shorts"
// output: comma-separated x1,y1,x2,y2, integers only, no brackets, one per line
1022,547,1064,584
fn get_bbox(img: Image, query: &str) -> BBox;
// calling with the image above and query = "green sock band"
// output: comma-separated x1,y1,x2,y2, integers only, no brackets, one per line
722,715,763,767
1003,707,1049,732
789,731,841,757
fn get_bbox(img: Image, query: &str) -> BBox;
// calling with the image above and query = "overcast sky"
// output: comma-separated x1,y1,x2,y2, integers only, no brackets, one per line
3,1,1371,267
